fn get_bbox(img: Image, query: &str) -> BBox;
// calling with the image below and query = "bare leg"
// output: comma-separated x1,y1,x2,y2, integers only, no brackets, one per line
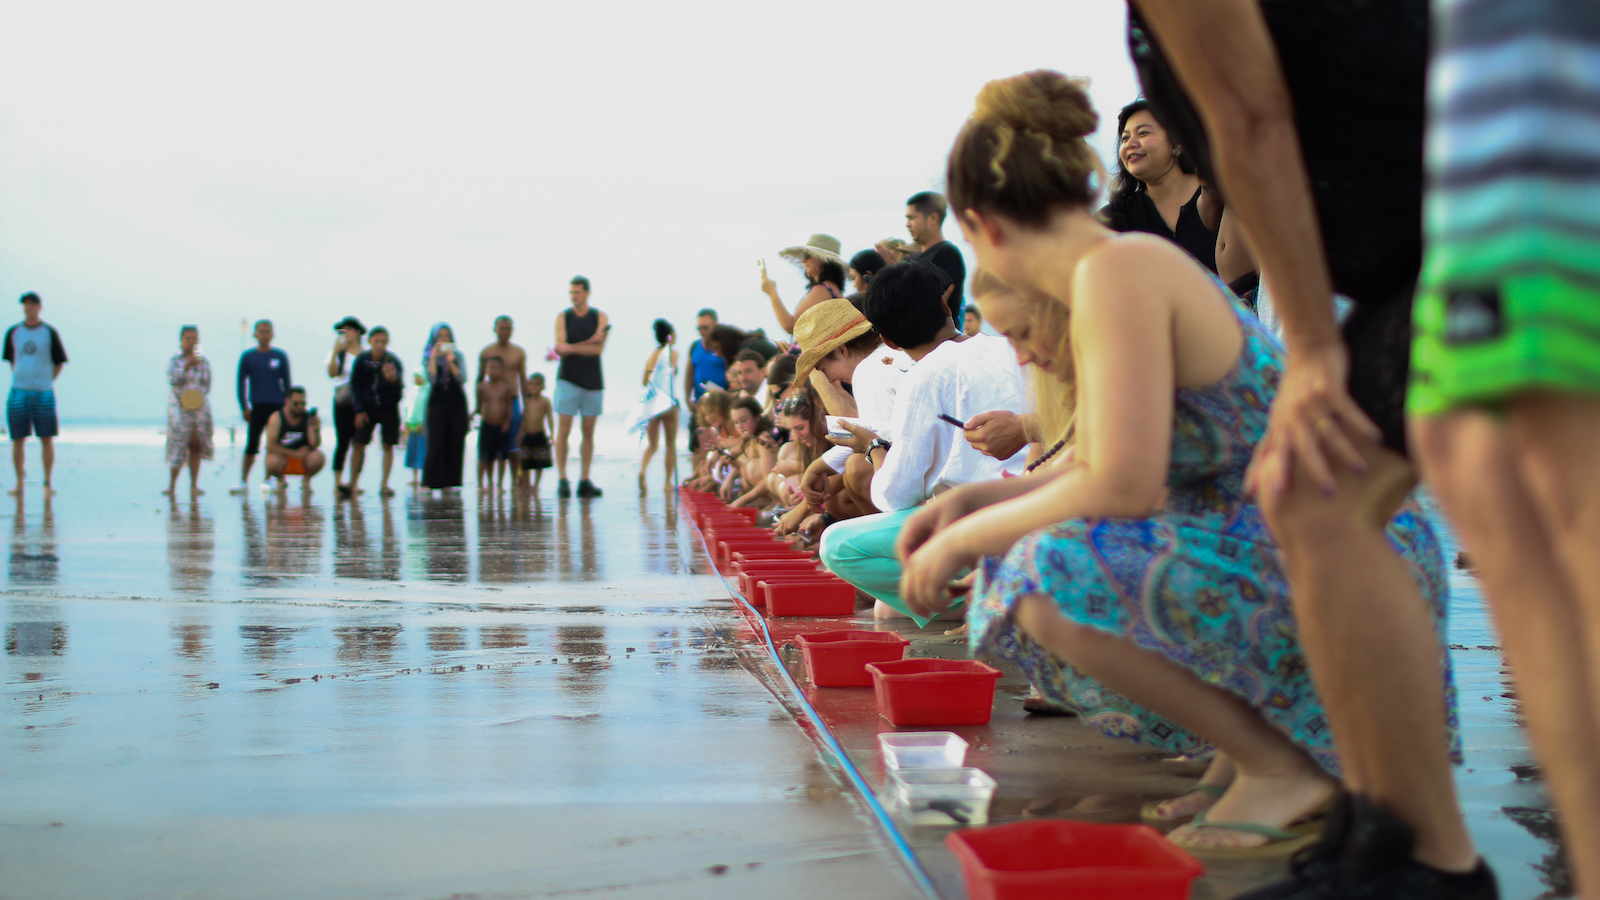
641,417,660,492
40,437,54,494
1259,445,1475,871
1415,406,1600,896
579,416,597,482
1147,754,1236,822
1014,595,1336,849
188,435,204,495
165,465,181,495
661,409,678,486
10,439,24,494
555,414,575,481
379,445,394,493
348,442,366,492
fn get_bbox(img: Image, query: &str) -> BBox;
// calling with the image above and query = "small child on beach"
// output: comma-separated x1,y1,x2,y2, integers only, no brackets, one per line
475,357,516,493
518,373,554,493
403,372,430,489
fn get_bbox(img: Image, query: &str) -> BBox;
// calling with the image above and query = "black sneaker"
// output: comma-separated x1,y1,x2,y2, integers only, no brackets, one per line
577,479,602,498
557,479,572,498
1237,794,1498,900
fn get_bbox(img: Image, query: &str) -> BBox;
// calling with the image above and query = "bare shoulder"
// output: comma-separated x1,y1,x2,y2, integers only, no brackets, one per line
1076,234,1209,316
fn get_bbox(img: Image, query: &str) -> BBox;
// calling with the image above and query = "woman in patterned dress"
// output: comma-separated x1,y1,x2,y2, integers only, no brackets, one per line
165,325,214,497
896,71,1454,852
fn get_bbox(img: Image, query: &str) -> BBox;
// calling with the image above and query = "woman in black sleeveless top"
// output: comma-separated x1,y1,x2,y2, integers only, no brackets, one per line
1099,100,1221,273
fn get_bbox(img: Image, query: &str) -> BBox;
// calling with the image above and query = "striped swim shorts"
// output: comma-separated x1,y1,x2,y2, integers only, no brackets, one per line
7,389,58,439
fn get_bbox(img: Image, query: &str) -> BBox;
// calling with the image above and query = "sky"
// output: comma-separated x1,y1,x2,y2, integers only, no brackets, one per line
0,1,1138,423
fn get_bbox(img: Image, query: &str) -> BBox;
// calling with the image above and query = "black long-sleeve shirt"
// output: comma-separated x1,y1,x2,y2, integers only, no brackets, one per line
349,350,404,413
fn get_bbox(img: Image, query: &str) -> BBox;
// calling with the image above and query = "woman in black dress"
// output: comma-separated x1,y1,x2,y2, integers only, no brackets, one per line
1099,100,1221,273
421,323,469,491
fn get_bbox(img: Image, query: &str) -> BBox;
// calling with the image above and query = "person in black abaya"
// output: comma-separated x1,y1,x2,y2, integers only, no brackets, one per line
421,323,469,491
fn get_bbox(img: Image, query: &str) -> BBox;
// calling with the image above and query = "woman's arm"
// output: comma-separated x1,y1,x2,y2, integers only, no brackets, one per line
168,356,185,389
643,347,663,387
200,359,211,394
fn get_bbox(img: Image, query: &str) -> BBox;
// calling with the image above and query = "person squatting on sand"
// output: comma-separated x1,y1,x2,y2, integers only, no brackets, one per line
891,70,1457,859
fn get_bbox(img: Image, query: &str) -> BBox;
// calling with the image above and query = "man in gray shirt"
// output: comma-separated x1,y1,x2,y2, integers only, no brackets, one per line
2,293,68,495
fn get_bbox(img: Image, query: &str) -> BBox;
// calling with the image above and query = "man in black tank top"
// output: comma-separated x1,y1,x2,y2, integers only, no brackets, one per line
263,387,326,491
552,275,609,498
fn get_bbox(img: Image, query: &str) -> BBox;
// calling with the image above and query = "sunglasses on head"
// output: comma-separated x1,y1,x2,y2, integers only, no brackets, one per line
778,395,811,415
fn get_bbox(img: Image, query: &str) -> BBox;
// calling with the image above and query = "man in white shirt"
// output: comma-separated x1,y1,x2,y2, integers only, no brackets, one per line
819,260,1028,623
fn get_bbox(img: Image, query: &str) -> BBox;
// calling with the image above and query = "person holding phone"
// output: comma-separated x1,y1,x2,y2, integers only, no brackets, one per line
421,323,470,492
263,387,325,491
552,275,609,499
164,325,213,497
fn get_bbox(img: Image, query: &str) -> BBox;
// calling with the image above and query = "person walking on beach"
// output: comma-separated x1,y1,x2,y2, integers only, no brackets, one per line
233,319,291,494
164,325,213,497
478,316,527,473
622,318,679,494
263,388,325,491
4,293,67,496
475,356,516,494
347,326,404,498
517,373,554,494
326,317,365,495
422,324,469,492
552,276,608,499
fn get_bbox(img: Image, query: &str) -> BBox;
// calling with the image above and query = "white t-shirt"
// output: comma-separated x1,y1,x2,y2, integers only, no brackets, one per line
819,346,912,473
871,334,1029,512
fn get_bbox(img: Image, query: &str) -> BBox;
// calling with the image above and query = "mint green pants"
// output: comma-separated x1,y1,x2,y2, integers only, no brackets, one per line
820,507,946,627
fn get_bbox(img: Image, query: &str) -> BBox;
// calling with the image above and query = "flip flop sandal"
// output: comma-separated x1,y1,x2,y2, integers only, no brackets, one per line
1140,783,1226,828
1170,808,1324,858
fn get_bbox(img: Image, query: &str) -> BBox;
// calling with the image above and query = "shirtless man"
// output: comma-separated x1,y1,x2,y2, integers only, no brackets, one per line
475,356,517,493
478,315,527,476
263,388,326,491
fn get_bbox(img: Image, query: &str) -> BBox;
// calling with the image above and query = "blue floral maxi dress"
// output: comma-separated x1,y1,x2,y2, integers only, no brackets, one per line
969,296,1457,776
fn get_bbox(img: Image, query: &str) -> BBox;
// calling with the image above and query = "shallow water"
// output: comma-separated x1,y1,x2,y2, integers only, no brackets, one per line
0,430,1568,899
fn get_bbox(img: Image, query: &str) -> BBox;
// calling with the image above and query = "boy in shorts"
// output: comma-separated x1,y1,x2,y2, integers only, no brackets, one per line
475,356,515,493
517,373,554,493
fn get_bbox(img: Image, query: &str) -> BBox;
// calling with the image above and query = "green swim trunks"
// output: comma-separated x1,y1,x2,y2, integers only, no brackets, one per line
1410,274,1600,416
1407,0,1600,416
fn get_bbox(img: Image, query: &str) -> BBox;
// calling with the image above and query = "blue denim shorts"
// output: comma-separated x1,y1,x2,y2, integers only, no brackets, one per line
553,379,603,418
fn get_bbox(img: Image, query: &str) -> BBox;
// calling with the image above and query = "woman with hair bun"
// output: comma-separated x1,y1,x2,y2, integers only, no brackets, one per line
896,71,1454,854
622,318,679,493
1101,100,1221,273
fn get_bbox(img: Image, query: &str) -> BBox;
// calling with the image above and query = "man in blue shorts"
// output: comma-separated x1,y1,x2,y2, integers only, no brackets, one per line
552,276,608,498
4,293,67,496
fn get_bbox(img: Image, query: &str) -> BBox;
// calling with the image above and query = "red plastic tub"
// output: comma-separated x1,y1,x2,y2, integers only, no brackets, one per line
796,630,911,687
738,566,822,600
730,549,813,564
716,506,758,522
760,578,857,617
946,819,1203,900
865,658,1002,726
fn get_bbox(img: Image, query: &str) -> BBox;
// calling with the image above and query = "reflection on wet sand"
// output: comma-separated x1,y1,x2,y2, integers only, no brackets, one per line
334,624,403,663
240,624,302,662
9,493,58,587
427,626,466,653
241,497,325,586
333,500,402,582
172,622,211,661
409,495,468,582
555,501,600,582
166,501,214,593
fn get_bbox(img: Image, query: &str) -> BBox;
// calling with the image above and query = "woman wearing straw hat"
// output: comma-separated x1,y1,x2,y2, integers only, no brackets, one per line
759,234,848,335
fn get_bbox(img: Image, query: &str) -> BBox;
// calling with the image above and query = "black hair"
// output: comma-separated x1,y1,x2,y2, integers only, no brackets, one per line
369,326,389,338
288,386,307,397
253,319,272,330
730,396,771,437
766,354,796,389
849,249,887,282
965,306,984,322
709,324,747,363
810,259,847,293
733,348,765,368
861,259,952,349
652,318,674,346
179,324,199,338
696,308,718,321
529,372,546,382
906,191,949,226
494,315,512,327
19,292,39,305
570,275,591,291
1110,100,1196,202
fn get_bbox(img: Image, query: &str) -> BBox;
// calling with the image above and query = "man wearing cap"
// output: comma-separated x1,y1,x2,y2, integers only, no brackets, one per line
327,316,366,494
817,260,1028,623
760,234,849,335
553,276,607,499
787,299,912,533
4,293,67,495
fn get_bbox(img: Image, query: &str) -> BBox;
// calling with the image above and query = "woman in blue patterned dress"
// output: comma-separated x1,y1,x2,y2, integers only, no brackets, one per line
896,71,1455,852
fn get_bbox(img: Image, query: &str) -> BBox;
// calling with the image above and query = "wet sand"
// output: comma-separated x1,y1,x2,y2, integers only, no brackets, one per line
1,429,1569,898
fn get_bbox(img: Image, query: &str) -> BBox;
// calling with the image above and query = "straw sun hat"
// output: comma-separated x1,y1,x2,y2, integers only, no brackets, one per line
778,234,849,270
793,298,874,386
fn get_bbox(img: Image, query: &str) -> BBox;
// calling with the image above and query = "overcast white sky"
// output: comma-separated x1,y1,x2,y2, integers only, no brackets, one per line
0,1,1138,423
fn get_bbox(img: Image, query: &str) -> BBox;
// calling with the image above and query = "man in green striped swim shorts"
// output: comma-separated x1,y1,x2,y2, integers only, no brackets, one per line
1410,1,1600,894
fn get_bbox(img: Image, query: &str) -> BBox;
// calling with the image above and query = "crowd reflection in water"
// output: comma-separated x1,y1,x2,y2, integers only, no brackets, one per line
166,501,214,593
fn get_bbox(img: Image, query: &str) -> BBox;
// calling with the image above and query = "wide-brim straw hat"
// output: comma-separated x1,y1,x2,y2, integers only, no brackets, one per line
793,298,874,387
778,233,848,270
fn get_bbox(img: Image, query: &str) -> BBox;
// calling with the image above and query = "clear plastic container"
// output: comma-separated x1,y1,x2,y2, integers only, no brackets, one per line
888,767,997,827
879,732,968,771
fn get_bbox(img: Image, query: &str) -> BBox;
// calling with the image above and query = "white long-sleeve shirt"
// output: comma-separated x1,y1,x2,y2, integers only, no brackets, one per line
871,333,1029,512
819,346,913,473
